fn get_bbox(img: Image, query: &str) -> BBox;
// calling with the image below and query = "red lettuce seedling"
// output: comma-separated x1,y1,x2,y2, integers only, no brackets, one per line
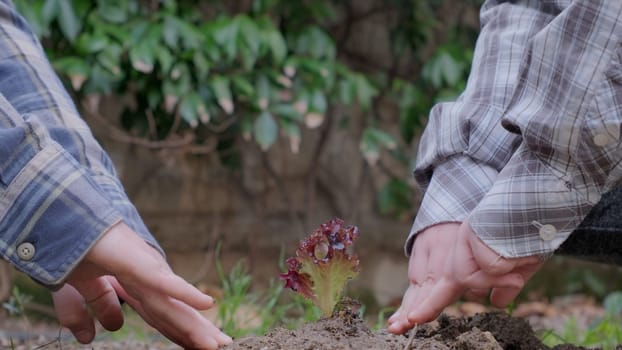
279,218,360,316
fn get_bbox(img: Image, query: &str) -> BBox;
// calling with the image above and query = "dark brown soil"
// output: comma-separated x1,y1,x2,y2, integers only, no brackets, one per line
0,307,603,349
224,311,594,350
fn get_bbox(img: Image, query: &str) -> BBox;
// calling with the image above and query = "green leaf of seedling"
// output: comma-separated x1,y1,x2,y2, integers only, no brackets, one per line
253,111,278,151
280,219,360,317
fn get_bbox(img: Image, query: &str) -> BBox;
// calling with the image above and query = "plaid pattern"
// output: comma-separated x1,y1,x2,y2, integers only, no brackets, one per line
407,0,622,258
0,1,161,287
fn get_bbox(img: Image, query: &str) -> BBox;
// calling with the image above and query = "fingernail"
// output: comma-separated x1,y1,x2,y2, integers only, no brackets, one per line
75,329,93,344
221,333,233,344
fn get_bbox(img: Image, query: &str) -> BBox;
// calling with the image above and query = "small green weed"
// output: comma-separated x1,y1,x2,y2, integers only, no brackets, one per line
372,306,397,332
541,291,622,348
214,246,319,338
2,286,32,317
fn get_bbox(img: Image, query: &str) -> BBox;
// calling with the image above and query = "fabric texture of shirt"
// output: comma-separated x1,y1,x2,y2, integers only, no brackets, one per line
0,1,162,288
407,0,622,258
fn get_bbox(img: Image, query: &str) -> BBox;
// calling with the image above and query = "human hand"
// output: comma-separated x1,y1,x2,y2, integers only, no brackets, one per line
51,222,232,349
387,222,542,334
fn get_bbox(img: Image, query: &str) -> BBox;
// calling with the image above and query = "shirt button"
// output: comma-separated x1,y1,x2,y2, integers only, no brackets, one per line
538,224,557,241
593,133,613,147
17,242,36,261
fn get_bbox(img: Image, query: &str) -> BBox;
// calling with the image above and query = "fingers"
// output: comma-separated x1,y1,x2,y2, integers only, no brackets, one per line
87,224,214,311
71,277,124,332
489,262,543,307
463,288,489,303
52,284,96,344
108,276,232,349
387,285,420,334
406,278,461,325
129,271,214,311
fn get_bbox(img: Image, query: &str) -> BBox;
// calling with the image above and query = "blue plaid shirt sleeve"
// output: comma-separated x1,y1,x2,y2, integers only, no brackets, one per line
408,0,622,258
0,1,162,288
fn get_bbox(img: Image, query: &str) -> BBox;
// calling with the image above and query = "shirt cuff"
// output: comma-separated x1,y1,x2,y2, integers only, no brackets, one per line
405,154,499,256
468,144,595,258
90,171,163,255
1,144,124,288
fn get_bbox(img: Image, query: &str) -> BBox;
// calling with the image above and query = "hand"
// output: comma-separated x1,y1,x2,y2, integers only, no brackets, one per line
387,222,542,334
51,222,232,349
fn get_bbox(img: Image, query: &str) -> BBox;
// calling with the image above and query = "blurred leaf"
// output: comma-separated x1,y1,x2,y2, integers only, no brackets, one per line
42,0,58,25
76,31,109,54
254,111,278,151
604,292,622,316
352,74,378,110
279,117,301,153
179,92,203,128
129,42,155,73
96,42,123,76
211,17,239,60
163,14,180,49
53,56,89,90
360,127,397,165
96,0,128,24
57,0,81,42
211,76,234,114
271,104,302,121
264,28,287,64
377,179,412,217
295,26,335,60
231,76,255,97
422,49,467,88
308,89,327,113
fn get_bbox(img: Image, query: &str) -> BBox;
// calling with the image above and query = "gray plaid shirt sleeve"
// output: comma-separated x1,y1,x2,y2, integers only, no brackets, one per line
407,0,622,258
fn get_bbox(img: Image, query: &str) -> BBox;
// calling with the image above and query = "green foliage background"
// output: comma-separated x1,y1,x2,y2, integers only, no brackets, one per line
14,0,481,218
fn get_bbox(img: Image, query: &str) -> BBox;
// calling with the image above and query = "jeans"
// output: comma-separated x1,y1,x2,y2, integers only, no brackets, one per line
556,186,622,265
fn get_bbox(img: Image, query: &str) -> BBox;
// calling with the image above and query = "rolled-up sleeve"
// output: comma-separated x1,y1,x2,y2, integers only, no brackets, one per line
406,0,560,255
0,1,162,287
469,1,622,258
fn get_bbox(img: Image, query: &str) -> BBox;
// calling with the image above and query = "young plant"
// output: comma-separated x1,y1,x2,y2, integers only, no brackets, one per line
279,218,360,317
